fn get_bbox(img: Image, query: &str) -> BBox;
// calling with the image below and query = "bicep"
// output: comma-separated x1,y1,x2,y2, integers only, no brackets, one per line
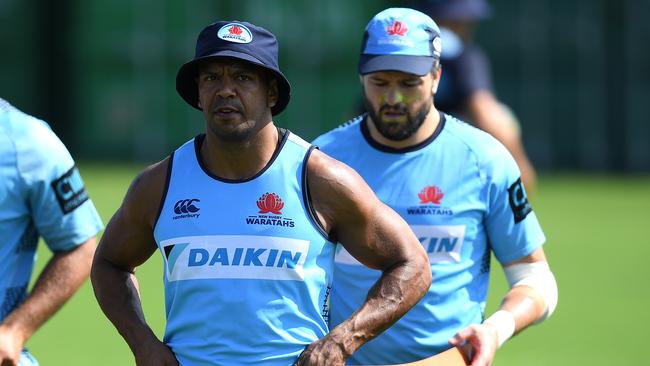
95,165,166,272
97,206,158,272
308,152,418,270
338,200,419,271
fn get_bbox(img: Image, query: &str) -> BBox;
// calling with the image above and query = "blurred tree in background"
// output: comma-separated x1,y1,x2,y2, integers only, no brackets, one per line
1,0,648,171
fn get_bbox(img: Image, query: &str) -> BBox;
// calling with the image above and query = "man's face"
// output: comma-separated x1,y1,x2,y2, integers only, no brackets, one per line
197,58,278,142
361,70,436,141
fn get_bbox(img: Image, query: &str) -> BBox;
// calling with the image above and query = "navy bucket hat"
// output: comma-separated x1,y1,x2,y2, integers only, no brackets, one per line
176,21,291,116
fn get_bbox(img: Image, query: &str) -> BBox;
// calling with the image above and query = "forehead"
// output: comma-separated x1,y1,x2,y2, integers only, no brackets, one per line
197,57,264,74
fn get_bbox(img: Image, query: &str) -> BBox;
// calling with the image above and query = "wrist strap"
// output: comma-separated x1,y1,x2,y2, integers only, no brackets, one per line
484,310,516,347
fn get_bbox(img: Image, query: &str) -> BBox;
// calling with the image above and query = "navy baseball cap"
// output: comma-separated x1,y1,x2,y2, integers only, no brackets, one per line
419,0,493,21
359,8,442,76
176,21,291,116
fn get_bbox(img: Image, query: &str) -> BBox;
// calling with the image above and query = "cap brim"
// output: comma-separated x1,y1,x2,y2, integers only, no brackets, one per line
358,54,436,76
176,50,291,116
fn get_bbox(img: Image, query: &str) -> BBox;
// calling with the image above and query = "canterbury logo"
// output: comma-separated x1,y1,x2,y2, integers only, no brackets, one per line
257,192,284,215
174,199,200,214
418,186,444,204
387,21,408,36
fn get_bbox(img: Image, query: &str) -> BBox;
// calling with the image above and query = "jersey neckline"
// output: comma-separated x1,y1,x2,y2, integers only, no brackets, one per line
193,127,289,183
360,112,446,154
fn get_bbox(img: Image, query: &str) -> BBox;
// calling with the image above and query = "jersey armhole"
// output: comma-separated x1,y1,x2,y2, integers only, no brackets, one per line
301,146,334,242
153,152,174,229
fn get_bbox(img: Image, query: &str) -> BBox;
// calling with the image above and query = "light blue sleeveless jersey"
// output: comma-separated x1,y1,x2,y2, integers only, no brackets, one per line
313,114,546,365
154,131,335,365
0,99,103,365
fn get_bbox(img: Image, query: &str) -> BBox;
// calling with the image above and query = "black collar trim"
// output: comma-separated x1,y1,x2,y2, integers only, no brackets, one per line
193,127,289,183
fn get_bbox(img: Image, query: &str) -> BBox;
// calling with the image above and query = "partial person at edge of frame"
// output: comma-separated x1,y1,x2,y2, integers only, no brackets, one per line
0,98,103,366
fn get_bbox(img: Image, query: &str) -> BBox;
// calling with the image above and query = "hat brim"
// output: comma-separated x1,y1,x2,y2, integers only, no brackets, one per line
359,54,436,76
176,50,291,116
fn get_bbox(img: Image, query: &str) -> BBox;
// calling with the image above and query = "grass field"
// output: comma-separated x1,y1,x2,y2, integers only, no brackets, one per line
25,163,650,365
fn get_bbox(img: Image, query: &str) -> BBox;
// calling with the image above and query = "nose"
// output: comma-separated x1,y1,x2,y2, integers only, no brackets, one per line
385,89,404,106
216,77,237,99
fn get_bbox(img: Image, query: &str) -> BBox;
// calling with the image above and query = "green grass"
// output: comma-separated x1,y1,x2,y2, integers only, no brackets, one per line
25,165,650,365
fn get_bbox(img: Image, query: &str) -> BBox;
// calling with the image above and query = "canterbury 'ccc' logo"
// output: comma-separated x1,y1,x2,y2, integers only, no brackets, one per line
174,199,200,214
257,193,284,215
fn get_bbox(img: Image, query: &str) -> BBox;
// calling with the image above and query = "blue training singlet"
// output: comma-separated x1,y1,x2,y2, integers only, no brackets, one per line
313,113,546,365
154,130,335,365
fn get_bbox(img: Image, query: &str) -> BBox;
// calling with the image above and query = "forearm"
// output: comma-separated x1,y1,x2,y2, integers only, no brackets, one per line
91,256,159,354
331,258,431,355
486,259,557,345
1,239,95,344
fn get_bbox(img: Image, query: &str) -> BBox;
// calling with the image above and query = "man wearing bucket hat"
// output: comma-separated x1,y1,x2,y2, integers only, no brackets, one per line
314,8,557,365
414,0,538,196
91,20,431,365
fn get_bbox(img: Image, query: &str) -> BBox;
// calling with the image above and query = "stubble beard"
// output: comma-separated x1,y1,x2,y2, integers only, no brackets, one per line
362,90,432,141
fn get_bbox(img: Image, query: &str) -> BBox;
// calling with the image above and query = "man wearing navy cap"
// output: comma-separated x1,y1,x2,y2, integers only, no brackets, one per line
314,8,557,365
91,20,431,365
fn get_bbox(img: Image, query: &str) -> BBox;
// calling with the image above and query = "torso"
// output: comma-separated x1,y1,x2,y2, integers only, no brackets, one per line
313,114,544,364
153,130,335,365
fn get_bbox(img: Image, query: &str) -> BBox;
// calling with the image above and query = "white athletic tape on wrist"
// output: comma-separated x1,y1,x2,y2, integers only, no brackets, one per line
504,261,558,323
484,310,515,348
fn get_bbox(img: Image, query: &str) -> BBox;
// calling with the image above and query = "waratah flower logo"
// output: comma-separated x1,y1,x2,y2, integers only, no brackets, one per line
257,192,284,215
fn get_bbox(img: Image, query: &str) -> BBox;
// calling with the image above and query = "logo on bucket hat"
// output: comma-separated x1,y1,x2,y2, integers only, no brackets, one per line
359,8,442,76
176,20,291,116
217,23,253,44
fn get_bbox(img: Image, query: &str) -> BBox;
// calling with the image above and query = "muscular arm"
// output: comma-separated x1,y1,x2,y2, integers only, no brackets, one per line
90,159,177,365
296,150,431,365
0,238,96,363
467,91,537,196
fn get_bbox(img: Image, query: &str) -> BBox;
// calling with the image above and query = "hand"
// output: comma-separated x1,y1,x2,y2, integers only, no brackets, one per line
448,323,499,366
134,340,179,366
293,336,348,366
0,325,24,366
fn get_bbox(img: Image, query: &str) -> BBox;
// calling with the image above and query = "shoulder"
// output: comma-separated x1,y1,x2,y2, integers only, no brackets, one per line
306,148,360,189
443,115,508,157
1,103,76,183
312,114,364,150
2,103,66,156
442,114,518,175
305,148,378,240
123,156,172,228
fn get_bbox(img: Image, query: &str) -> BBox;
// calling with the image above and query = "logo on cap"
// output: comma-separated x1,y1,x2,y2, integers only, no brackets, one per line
217,23,253,44
386,21,408,36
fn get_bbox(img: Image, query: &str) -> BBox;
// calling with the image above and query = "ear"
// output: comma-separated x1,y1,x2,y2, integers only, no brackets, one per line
431,66,442,95
267,78,278,108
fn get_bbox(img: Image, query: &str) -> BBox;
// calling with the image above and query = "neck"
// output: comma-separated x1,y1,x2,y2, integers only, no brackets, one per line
200,123,279,180
367,109,440,149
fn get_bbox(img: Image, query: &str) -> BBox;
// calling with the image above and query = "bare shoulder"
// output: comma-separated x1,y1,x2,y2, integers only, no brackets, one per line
306,149,375,204
122,156,171,228
306,149,376,236
96,156,171,268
